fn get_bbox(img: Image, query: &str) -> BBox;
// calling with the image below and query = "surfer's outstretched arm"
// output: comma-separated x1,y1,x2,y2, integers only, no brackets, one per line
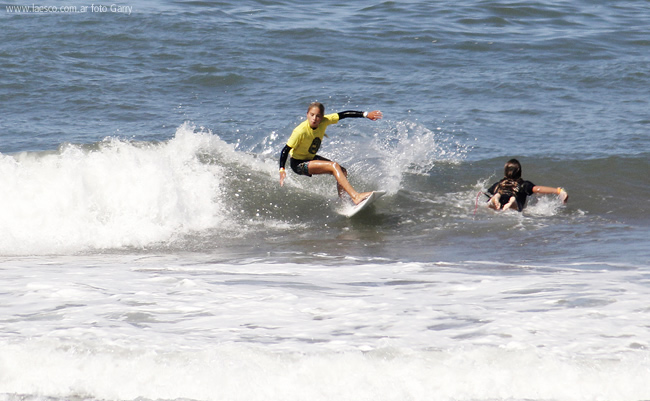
533,186,569,203
337,110,383,121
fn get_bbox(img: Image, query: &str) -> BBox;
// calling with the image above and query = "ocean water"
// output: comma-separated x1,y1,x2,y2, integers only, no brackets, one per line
1,1,649,400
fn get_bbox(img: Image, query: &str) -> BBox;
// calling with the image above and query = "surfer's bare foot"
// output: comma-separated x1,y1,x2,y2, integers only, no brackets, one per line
502,197,517,211
352,191,372,205
487,194,500,210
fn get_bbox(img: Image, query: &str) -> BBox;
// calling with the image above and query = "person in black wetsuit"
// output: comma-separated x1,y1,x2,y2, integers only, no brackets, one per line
487,158,569,211
278,102,383,205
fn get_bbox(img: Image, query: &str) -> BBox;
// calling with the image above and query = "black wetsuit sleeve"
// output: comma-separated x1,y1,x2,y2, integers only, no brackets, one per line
522,181,535,196
279,144,291,170
337,110,365,119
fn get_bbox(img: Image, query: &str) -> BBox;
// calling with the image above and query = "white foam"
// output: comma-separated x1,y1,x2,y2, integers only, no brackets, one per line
1,256,649,400
0,124,236,255
1,335,648,401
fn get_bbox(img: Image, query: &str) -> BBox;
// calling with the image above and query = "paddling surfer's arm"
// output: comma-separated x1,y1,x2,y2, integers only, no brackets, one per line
533,186,569,203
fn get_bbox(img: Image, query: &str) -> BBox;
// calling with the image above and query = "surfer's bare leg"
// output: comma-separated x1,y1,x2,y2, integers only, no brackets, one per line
335,166,348,199
307,160,371,205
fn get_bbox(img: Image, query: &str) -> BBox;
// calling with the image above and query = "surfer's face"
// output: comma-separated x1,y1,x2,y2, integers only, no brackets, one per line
307,107,323,129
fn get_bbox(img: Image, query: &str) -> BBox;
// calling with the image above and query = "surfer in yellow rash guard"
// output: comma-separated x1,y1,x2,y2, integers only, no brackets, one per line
279,102,383,205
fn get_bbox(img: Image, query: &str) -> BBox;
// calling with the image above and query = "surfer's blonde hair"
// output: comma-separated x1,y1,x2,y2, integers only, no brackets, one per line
308,101,325,116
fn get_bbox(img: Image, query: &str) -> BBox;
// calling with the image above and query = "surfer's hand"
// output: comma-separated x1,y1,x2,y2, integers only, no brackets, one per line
279,169,287,186
558,188,568,203
366,110,383,121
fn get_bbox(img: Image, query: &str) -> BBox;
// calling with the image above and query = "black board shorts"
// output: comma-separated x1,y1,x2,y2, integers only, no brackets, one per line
290,155,332,177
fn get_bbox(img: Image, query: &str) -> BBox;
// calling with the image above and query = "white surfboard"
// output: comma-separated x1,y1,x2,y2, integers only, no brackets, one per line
340,190,386,218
